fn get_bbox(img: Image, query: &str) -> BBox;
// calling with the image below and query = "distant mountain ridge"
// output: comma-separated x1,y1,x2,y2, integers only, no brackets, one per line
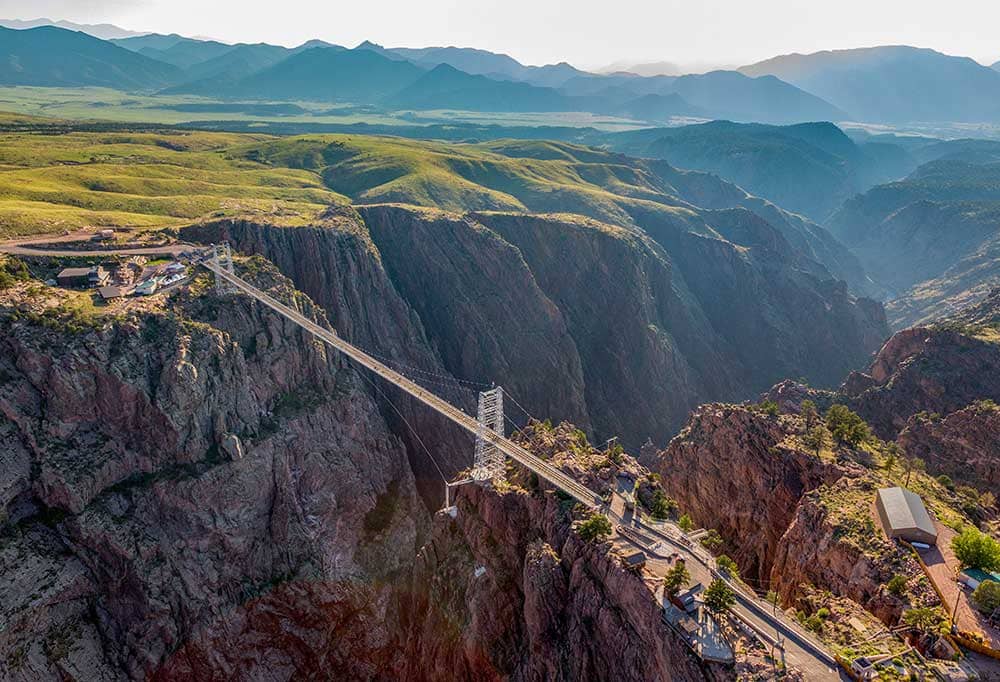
0,25,180,89
828,157,1000,326
4,23,999,129
0,17,146,39
741,46,1000,123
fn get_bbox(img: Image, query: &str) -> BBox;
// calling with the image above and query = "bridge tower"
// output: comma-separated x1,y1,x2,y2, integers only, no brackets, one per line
212,242,235,294
471,386,505,481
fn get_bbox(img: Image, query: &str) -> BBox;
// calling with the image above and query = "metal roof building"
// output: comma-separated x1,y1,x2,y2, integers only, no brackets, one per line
875,487,938,545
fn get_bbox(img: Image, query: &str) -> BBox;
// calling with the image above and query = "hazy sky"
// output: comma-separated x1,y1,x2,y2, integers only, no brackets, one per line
2,0,998,69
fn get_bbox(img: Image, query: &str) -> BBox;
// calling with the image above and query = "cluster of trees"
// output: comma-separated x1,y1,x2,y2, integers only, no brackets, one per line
824,404,871,448
664,564,734,613
952,527,1000,572
577,512,612,543
799,400,873,454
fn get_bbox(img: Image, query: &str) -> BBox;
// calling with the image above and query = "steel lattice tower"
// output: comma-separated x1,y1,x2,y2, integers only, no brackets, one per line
471,387,505,481
213,242,235,294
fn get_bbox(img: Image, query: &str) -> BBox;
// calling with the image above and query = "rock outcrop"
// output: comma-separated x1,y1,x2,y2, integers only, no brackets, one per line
0,264,424,680
396,484,720,681
653,405,944,626
769,476,933,623
898,401,1000,497
654,404,847,583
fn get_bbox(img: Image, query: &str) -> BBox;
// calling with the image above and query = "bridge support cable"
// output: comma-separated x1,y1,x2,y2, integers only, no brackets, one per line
352,358,449,487
202,259,602,509
471,387,505,481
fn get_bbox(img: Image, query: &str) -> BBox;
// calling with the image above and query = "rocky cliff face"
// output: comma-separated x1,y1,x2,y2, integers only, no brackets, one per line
898,401,1000,498
654,405,847,584
768,476,934,624
183,201,887,449
395,484,719,682
842,325,1000,441
0,261,736,682
760,290,1000,443
0,265,424,680
653,405,943,627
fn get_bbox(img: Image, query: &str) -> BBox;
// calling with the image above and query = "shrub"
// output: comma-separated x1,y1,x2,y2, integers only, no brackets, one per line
577,513,612,543
972,581,1000,614
952,527,1000,571
805,615,824,633
887,574,908,597
937,474,955,491
759,400,780,417
700,529,724,551
825,404,871,447
704,579,735,613
0,256,30,290
982,491,997,510
678,514,694,532
717,555,739,576
816,607,831,620
902,607,944,634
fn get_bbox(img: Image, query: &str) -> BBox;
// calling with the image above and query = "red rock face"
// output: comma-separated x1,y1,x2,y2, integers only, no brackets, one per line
0,266,424,680
395,484,724,682
655,404,846,583
181,203,887,452
898,402,1000,497
843,329,1000,440
768,477,926,624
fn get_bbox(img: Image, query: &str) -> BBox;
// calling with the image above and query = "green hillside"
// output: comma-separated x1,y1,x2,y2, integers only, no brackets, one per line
0,122,347,237
0,116,865,300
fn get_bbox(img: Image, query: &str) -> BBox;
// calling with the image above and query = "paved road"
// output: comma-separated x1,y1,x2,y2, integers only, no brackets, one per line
641,520,847,681
607,493,847,681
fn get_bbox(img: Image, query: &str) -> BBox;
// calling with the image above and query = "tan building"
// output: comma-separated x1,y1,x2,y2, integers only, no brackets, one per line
876,487,937,545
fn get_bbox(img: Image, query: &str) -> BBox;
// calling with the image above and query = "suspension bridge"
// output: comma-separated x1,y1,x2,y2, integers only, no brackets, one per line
203,246,603,508
203,246,846,679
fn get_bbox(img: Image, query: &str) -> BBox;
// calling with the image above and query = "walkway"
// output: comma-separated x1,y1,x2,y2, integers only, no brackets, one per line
920,521,1000,647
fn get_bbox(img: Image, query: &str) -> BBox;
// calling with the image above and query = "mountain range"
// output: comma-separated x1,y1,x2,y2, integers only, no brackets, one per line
740,46,1000,123
0,25,181,89
4,21,1000,126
